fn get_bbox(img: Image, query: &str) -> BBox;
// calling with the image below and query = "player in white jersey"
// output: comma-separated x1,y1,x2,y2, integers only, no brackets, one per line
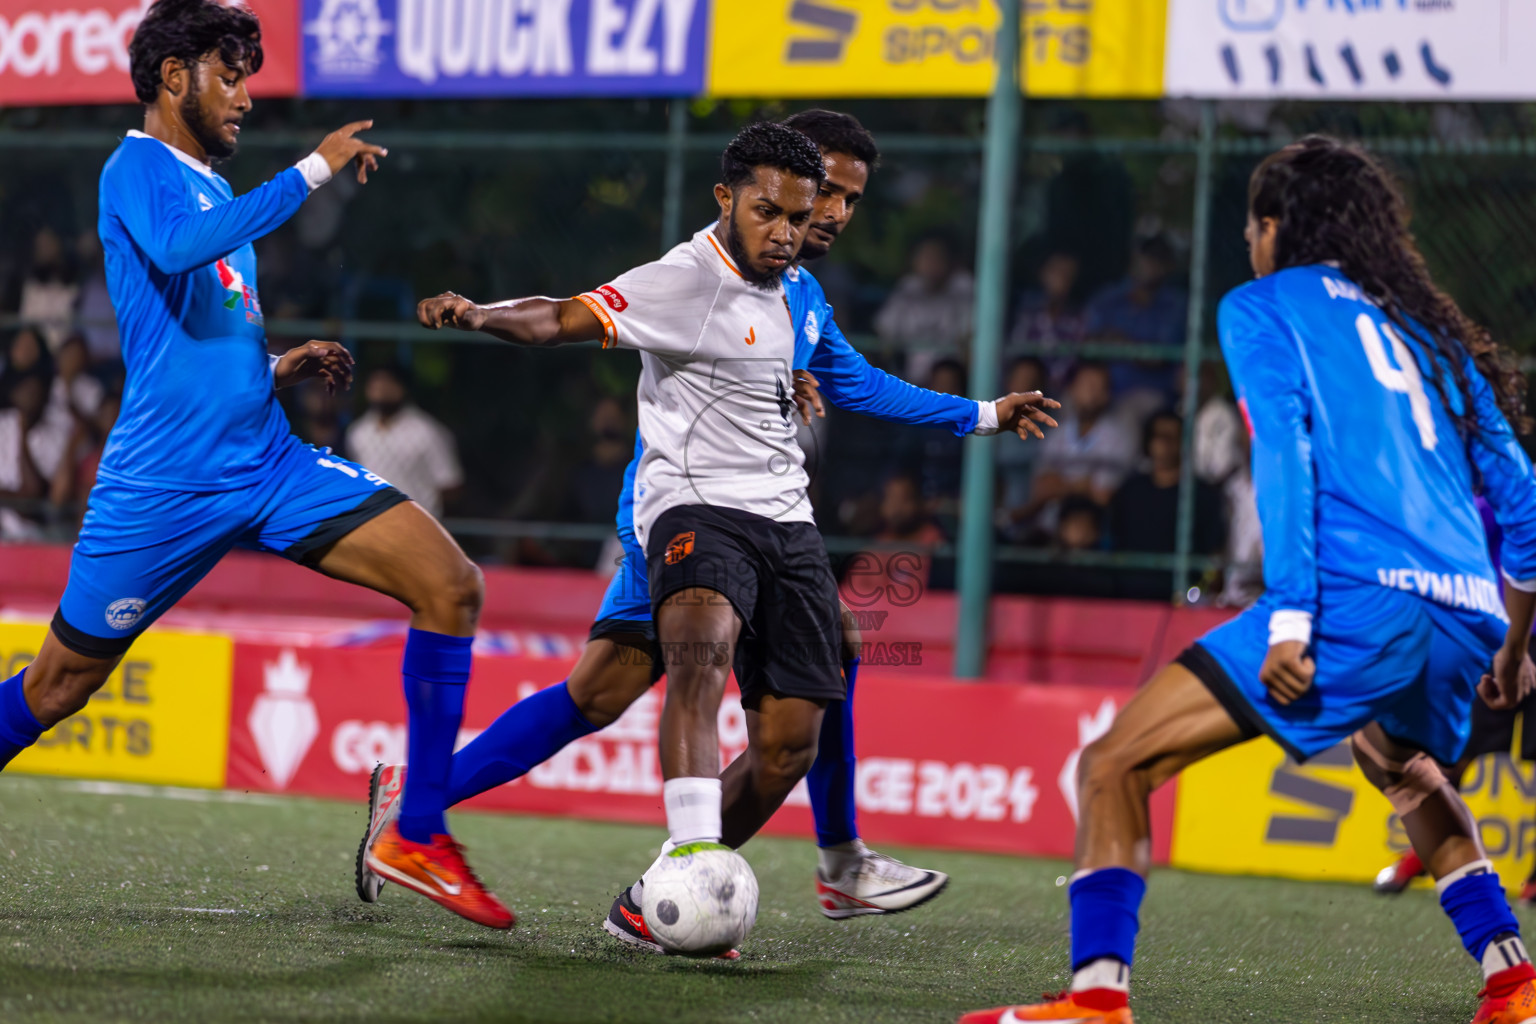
414,124,851,894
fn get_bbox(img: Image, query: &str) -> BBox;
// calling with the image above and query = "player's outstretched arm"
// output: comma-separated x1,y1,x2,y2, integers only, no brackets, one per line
111,121,385,277
803,308,1059,438
417,292,604,347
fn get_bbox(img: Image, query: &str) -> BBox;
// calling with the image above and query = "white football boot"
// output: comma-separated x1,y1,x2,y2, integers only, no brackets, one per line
815,840,950,919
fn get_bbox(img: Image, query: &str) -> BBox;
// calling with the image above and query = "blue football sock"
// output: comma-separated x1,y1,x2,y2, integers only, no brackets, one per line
1440,860,1521,963
0,668,44,770
445,680,598,807
807,657,860,848
1069,867,1147,971
396,629,472,844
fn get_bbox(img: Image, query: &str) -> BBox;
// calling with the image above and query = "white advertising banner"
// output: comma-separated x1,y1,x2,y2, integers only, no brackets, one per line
1166,0,1536,100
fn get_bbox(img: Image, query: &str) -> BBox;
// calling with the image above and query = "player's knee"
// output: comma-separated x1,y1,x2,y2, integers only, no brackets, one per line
1076,736,1137,798
1351,729,1446,817
420,557,483,621
756,734,819,789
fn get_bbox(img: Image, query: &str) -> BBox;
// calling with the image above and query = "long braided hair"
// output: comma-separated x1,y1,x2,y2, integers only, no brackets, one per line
1249,135,1529,438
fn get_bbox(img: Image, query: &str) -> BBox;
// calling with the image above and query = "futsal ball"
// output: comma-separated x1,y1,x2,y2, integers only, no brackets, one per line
640,842,759,956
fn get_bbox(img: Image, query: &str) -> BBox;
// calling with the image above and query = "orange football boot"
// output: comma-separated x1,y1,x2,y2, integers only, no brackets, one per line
959,992,1133,1024
1473,964,1536,1024
365,820,513,929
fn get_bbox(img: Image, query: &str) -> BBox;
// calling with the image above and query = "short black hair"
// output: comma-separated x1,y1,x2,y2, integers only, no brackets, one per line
781,109,880,170
720,123,825,191
1141,408,1183,455
370,362,413,392
1066,359,1110,386
129,0,265,105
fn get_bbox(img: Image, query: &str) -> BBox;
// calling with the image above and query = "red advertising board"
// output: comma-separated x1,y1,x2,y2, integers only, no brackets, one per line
0,0,298,107
226,642,1175,862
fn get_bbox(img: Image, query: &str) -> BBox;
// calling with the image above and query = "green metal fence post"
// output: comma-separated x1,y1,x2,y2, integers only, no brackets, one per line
660,99,689,253
1172,100,1218,603
953,1,1022,679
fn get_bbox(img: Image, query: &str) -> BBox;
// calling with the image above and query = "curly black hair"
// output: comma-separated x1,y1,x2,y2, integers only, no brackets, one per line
129,0,264,105
780,109,880,170
1250,135,1529,437
720,123,825,191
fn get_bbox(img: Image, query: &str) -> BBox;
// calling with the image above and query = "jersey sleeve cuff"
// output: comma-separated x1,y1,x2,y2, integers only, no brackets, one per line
574,293,618,349
971,400,999,436
1503,569,1536,594
1268,609,1313,647
294,153,333,192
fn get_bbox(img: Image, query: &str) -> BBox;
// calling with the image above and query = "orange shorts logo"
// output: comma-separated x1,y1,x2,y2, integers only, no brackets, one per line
664,531,696,565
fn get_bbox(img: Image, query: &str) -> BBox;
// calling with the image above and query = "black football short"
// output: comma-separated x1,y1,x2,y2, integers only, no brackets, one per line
646,504,844,710
1461,687,1536,763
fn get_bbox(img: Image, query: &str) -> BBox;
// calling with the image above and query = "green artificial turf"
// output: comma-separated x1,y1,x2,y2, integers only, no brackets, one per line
0,774,1507,1023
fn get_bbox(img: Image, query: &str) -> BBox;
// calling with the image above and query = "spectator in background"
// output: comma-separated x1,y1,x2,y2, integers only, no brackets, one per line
0,369,63,539
1190,361,1244,486
1007,252,1085,377
566,396,632,526
892,357,968,523
290,380,347,454
75,232,120,365
1012,361,1136,537
1057,495,1104,552
996,356,1047,513
0,325,46,395
871,471,945,591
51,391,120,525
1221,429,1264,607
1084,234,1188,419
44,334,103,438
346,363,463,519
1107,409,1226,600
874,233,974,381
12,227,79,351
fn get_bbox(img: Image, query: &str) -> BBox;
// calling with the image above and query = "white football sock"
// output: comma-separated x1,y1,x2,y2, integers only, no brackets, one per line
663,776,722,846
1484,933,1531,982
817,840,868,880
1071,957,1130,994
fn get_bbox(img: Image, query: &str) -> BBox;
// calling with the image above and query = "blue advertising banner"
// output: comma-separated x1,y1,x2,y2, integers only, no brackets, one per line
301,0,709,98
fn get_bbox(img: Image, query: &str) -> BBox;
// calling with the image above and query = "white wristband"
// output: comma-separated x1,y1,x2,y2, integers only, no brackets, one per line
1268,609,1313,647
294,152,333,192
972,400,1000,436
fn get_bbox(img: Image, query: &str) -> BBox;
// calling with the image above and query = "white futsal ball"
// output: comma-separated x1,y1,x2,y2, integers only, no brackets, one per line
640,842,759,957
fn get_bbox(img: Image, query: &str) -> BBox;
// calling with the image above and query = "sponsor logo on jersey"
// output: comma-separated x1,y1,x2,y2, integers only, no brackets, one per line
664,531,695,565
597,285,628,312
803,309,821,346
215,258,265,326
104,597,147,632
744,326,756,346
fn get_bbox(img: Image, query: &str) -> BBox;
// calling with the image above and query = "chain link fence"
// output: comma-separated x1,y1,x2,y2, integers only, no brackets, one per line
2,97,1534,606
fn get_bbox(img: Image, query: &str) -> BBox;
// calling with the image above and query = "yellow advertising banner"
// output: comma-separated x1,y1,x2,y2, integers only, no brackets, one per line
1172,737,1536,893
0,623,233,789
708,0,1166,99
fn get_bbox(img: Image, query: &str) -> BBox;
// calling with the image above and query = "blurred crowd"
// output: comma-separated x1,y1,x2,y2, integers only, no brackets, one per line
0,219,1258,606
0,96,1283,607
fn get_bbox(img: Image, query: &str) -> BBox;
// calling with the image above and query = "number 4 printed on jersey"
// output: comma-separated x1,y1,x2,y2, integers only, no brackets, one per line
1356,312,1437,451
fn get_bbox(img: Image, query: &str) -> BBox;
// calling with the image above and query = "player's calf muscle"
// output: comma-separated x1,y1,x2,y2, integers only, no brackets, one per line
23,635,119,727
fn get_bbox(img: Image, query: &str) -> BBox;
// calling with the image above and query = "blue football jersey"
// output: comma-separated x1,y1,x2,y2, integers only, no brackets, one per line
97,132,311,491
1218,264,1536,622
611,259,983,548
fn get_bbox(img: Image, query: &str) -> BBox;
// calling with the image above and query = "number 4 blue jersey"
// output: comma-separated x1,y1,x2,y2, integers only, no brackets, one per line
1218,264,1536,626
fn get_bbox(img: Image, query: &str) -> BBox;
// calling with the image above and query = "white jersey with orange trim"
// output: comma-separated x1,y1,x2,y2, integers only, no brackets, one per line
577,227,808,550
